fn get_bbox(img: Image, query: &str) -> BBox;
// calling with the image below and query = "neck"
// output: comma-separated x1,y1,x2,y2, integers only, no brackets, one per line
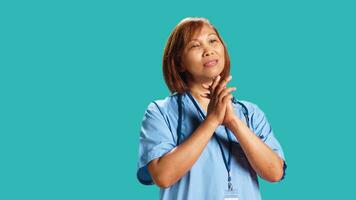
187,79,212,111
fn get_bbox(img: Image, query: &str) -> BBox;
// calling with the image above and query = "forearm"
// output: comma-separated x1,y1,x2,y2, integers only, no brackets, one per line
148,116,218,188
227,117,284,182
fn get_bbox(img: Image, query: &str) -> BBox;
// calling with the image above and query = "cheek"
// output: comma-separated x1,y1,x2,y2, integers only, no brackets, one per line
219,48,226,62
217,45,225,55
186,53,201,64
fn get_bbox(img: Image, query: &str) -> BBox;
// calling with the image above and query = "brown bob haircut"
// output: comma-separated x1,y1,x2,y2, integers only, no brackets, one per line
163,17,231,94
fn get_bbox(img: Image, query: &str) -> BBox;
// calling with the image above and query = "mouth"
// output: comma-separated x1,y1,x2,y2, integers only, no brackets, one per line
203,59,219,68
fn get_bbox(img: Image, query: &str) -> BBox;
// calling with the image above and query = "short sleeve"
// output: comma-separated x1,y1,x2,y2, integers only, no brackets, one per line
136,102,176,185
251,104,287,181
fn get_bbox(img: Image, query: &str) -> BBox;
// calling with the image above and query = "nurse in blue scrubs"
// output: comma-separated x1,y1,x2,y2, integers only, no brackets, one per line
137,17,287,200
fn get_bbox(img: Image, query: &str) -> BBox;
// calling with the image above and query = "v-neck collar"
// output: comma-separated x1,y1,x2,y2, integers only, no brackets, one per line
185,92,208,119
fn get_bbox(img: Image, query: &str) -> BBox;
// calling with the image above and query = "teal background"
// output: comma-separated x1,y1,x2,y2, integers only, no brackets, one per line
1,0,355,199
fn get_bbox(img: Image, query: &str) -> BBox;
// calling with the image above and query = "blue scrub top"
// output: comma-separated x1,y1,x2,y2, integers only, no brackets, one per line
137,92,286,200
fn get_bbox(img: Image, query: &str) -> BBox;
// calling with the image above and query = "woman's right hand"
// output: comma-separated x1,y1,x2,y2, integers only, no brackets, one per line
202,75,236,126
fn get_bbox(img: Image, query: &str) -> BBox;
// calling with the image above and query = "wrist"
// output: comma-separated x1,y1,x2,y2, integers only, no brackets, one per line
225,116,242,130
205,115,220,129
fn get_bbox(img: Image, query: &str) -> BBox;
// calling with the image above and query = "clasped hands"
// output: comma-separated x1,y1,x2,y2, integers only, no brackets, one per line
201,75,241,128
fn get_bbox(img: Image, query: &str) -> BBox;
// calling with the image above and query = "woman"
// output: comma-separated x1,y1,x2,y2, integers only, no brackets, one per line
137,17,287,200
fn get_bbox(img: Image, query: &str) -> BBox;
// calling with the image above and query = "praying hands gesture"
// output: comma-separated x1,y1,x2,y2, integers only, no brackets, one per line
201,75,242,128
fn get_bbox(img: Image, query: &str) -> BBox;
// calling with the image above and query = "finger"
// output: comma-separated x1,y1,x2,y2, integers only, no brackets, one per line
210,75,221,99
218,87,236,103
201,83,212,93
202,83,210,89
222,93,233,104
211,75,220,90
201,83,212,97
216,75,232,99
200,92,211,99
202,77,218,98
207,78,215,87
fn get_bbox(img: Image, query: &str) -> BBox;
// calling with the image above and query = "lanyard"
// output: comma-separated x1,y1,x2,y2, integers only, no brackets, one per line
176,92,250,190
186,92,234,190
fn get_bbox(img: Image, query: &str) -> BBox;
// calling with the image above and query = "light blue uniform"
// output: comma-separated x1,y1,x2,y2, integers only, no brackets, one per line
137,92,286,200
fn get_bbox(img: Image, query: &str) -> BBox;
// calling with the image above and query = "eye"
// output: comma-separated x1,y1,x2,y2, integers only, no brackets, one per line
190,43,200,49
209,39,217,43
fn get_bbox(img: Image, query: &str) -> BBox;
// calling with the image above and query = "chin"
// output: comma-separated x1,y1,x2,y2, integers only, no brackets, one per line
201,74,219,82
213,65,225,77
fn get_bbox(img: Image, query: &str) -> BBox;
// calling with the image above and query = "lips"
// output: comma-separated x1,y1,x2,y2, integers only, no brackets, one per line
203,59,218,67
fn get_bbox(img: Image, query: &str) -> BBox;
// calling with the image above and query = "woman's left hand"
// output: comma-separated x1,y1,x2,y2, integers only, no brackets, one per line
224,95,238,126
202,75,239,127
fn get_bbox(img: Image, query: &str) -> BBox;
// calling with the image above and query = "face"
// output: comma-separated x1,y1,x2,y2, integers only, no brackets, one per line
181,24,226,84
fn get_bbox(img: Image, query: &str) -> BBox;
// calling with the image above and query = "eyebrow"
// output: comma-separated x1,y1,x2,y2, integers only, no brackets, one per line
189,33,217,42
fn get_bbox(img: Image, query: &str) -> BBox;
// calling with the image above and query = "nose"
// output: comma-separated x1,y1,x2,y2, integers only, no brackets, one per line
203,50,215,57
